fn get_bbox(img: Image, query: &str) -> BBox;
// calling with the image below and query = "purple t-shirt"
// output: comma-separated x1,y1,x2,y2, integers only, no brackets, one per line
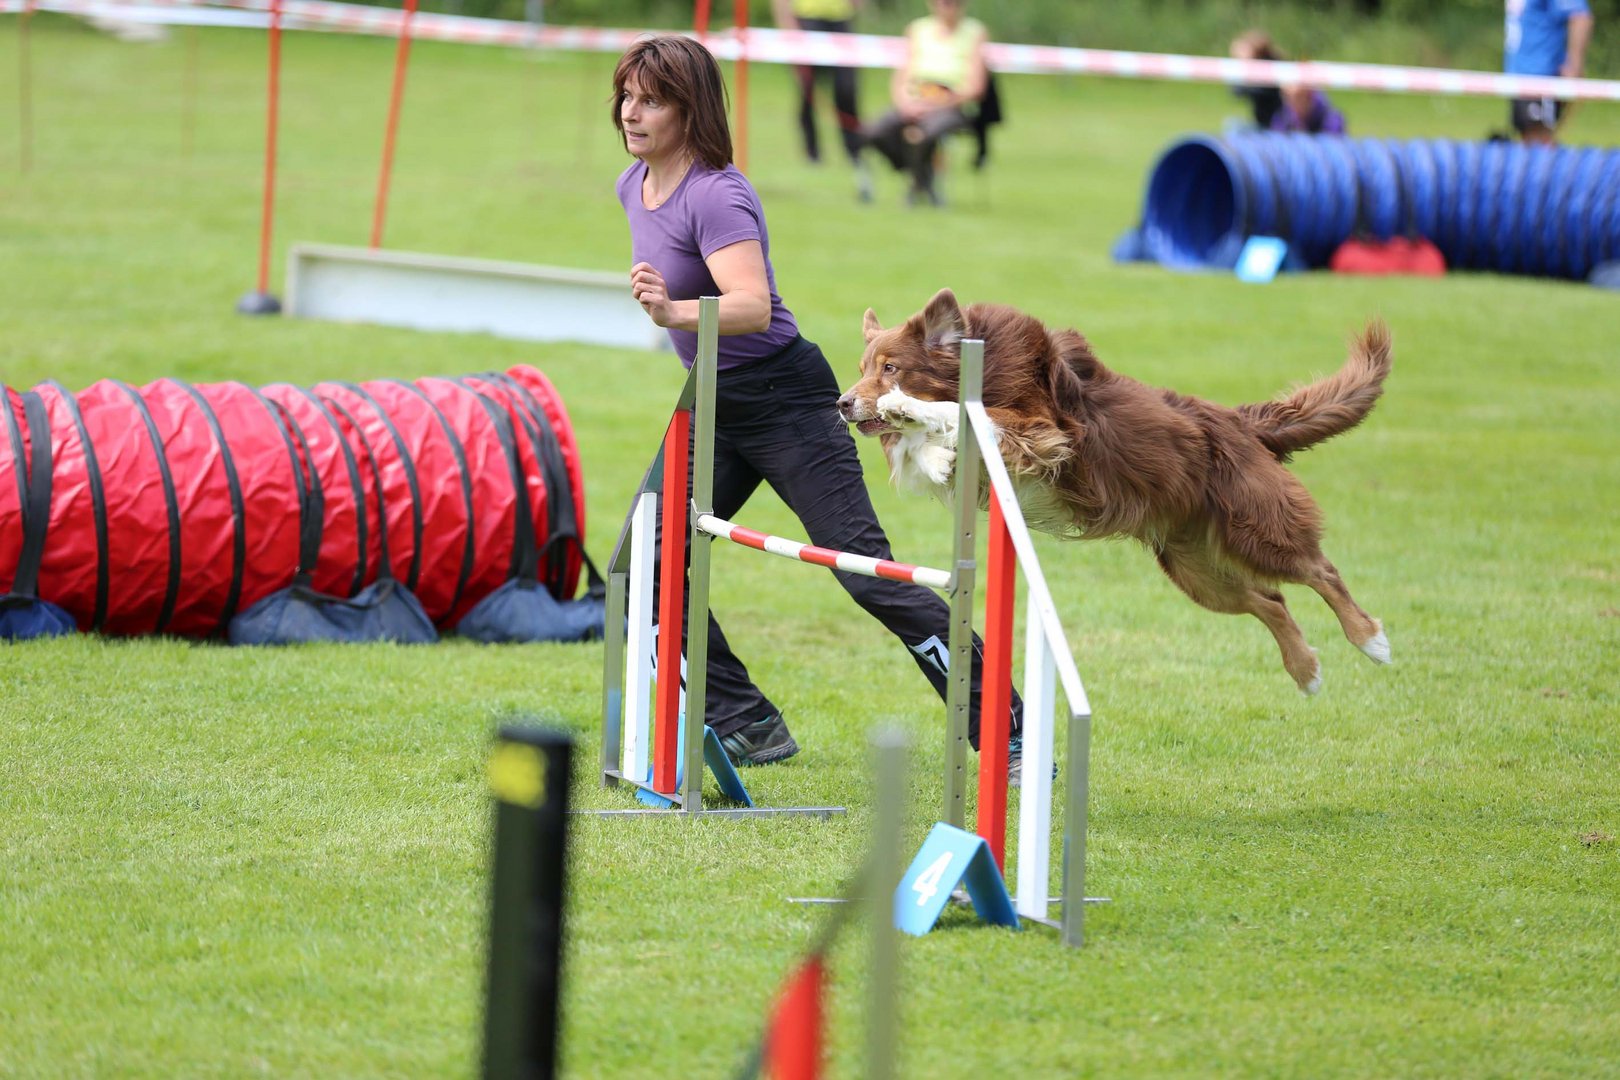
617,160,799,369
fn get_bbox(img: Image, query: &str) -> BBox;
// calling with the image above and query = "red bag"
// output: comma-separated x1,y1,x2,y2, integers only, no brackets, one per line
1330,234,1446,276
1331,145,1447,277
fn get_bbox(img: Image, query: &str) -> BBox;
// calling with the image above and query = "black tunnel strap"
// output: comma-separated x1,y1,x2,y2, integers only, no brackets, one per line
247,386,323,585
9,391,54,599
457,381,537,584
45,381,108,631
111,381,182,634
322,397,401,584
385,380,477,617
479,372,580,596
335,382,424,591
171,380,246,635
289,386,368,596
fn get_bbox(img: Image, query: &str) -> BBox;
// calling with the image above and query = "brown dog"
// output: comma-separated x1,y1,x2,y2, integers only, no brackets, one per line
836,288,1393,694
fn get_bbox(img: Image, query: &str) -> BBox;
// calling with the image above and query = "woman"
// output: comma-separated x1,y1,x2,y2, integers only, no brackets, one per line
611,35,1024,776
861,0,989,206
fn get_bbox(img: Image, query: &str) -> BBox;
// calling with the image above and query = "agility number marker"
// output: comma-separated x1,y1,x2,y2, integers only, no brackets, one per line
894,822,1018,936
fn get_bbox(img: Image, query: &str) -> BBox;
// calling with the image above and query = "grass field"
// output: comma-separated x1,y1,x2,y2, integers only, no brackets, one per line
2,17,1619,1078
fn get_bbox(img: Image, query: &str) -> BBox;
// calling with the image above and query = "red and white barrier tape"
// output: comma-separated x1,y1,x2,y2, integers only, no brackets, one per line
7,0,1619,103
697,513,952,591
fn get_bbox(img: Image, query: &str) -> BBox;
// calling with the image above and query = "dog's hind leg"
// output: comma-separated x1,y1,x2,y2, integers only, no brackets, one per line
1157,543,1323,694
1301,556,1389,665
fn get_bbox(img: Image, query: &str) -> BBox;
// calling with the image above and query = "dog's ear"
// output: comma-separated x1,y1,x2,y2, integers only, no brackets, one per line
862,308,882,344
922,288,965,353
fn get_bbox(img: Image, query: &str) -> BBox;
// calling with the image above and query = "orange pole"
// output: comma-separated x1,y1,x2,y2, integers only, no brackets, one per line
976,494,1014,870
370,0,417,249
653,411,691,794
693,0,711,40
254,0,284,295
19,0,34,174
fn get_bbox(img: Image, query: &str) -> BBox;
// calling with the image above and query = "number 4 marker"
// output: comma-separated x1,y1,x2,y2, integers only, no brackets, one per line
894,823,1018,936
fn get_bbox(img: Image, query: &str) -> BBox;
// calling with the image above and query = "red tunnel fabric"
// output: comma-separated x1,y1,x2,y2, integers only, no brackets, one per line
0,366,587,639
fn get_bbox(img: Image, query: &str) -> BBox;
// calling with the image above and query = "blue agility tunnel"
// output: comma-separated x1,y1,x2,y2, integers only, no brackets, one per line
1115,132,1620,283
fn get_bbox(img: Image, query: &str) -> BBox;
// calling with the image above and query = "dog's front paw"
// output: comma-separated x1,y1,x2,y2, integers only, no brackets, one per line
875,390,925,429
919,444,957,486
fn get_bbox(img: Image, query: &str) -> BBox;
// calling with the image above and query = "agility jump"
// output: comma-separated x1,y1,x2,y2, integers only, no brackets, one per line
596,297,1096,945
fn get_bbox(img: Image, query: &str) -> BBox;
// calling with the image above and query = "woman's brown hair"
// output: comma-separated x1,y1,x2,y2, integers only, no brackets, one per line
1232,29,1283,62
611,35,733,171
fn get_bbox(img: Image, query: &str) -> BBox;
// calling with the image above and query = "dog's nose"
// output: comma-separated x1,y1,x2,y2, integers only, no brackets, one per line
835,391,855,419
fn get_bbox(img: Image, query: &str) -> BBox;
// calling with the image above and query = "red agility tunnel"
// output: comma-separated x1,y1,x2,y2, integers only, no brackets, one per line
0,365,591,642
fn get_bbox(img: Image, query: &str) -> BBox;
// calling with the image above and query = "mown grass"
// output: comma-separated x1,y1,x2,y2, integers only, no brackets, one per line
2,19,1618,1078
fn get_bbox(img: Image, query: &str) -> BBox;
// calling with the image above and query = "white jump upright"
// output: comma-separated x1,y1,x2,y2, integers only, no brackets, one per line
620,492,658,785
960,339,1093,939
595,301,1096,945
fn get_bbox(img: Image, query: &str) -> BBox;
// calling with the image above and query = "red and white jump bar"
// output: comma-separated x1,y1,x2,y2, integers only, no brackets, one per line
696,513,952,591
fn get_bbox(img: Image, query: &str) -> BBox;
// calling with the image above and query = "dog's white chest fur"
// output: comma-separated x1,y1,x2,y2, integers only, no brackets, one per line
875,389,1071,536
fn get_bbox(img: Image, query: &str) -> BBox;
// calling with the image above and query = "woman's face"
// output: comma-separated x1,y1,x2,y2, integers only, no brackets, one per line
930,0,964,28
619,73,684,163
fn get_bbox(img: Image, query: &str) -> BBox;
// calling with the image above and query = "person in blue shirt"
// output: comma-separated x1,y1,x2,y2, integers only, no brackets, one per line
1505,0,1595,144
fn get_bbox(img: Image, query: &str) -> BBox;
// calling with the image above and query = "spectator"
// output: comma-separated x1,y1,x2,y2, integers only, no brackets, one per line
772,0,873,200
1505,0,1594,145
1228,31,1346,136
861,0,989,206
1229,29,1286,130
1273,83,1348,135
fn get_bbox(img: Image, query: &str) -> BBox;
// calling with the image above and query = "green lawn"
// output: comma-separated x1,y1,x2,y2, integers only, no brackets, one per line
2,18,1618,1078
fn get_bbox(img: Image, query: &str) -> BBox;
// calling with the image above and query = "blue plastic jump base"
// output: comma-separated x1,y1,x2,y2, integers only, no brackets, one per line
633,721,754,808
1116,132,1620,284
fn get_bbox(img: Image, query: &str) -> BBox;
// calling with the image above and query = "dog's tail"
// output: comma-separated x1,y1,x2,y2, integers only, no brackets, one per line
1238,320,1392,460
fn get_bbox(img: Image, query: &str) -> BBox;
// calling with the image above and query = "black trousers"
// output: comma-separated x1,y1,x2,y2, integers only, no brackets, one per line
792,17,862,165
647,336,1021,748
863,105,971,195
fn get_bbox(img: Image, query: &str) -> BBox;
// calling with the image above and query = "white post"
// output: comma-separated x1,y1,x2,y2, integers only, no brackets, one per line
1016,597,1057,920
622,492,657,784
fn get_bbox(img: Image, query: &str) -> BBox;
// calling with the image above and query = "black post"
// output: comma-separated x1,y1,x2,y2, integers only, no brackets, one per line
483,725,572,1080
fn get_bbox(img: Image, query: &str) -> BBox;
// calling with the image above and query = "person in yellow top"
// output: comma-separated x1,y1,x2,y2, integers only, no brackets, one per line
861,0,989,206
772,0,871,199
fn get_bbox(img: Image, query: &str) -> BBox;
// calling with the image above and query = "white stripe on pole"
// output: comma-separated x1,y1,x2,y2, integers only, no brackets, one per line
1016,606,1057,921
623,492,656,784
834,552,882,578
762,535,805,561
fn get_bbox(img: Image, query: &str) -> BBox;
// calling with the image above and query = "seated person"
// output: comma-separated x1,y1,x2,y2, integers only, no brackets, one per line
861,0,988,206
1272,83,1347,134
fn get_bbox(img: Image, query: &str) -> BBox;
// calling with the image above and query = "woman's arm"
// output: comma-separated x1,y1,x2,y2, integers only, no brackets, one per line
1564,12,1594,78
892,28,921,116
630,239,772,335
958,29,988,105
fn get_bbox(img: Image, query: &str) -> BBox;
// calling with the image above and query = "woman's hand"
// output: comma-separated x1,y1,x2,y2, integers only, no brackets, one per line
630,262,676,327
